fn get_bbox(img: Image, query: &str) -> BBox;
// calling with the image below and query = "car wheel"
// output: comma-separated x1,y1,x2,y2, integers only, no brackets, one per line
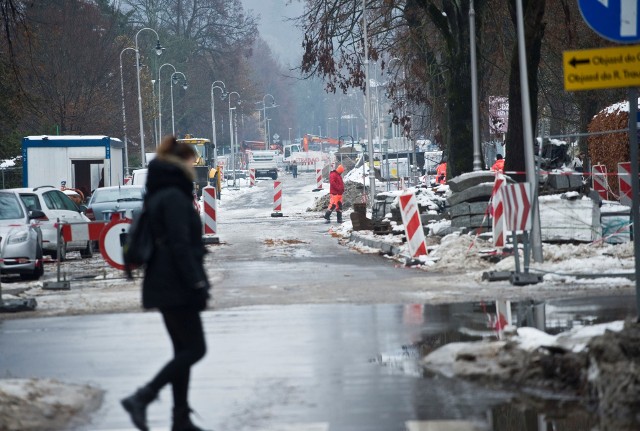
50,236,67,262
272,173,278,180
21,245,44,281
80,240,93,259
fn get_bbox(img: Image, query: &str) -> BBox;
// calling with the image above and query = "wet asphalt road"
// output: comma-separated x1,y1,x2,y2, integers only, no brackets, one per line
1,172,639,430
1,297,637,430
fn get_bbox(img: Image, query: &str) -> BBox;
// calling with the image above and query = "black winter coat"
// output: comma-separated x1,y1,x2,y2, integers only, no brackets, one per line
142,156,210,310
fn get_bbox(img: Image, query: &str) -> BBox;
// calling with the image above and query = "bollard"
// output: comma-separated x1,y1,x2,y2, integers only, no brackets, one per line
313,168,323,192
491,173,506,248
43,219,70,290
271,181,283,217
202,186,220,244
249,168,256,187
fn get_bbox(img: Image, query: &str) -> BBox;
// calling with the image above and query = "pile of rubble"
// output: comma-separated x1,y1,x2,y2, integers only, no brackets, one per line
308,181,368,212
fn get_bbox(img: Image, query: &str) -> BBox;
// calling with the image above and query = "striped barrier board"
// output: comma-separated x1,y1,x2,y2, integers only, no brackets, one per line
490,173,506,247
618,161,632,207
500,183,532,232
398,192,428,258
271,181,283,217
592,164,609,200
202,186,217,236
316,168,323,190
249,168,256,187
61,221,108,242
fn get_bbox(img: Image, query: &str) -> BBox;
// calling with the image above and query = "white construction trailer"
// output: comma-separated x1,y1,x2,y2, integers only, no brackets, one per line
22,135,125,195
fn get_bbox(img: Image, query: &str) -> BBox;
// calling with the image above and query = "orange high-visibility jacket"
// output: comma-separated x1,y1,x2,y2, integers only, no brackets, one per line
436,162,447,184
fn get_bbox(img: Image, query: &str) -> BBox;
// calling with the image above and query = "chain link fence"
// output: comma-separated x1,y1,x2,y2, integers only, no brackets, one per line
0,167,23,189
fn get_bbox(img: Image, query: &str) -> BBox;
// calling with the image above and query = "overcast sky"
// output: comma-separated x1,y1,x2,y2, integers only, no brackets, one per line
241,0,305,67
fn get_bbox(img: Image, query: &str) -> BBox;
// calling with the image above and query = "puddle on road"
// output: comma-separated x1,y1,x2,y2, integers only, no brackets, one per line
372,295,638,431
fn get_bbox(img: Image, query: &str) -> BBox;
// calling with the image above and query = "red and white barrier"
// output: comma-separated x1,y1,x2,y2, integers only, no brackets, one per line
271,181,283,217
315,168,323,190
202,186,217,235
249,168,256,187
490,173,506,247
618,162,632,206
398,192,428,258
500,183,532,232
61,221,108,242
592,164,609,200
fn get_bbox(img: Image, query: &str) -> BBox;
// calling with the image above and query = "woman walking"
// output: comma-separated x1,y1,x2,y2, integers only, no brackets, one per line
121,135,211,431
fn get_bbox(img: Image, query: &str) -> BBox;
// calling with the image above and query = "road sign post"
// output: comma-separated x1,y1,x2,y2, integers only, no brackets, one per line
573,0,640,318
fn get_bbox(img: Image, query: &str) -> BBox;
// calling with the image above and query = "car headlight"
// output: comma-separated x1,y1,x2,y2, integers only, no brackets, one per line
7,231,29,244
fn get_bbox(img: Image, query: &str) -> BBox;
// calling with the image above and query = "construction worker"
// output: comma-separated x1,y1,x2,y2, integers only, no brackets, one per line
435,159,447,185
324,164,345,223
491,154,505,173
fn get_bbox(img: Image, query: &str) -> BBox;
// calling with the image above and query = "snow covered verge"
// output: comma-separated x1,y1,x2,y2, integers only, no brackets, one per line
0,379,103,431
421,320,640,430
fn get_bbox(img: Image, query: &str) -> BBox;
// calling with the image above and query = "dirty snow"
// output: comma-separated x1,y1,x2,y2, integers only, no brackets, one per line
0,379,103,431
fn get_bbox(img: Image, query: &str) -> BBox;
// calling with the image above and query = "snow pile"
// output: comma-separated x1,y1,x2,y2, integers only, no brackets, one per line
343,163,386,188
0,379,103,431
421,233,491,270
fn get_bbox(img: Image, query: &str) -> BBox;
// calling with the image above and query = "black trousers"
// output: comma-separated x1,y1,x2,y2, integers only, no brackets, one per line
148,306,206,408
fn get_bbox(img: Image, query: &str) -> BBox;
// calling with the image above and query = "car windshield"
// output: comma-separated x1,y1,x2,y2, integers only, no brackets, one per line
0,193,24,220
93,188,143,204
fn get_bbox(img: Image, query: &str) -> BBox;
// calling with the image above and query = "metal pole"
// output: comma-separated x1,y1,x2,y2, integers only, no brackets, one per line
119,47,135,176
515,0,543,262
152,80,158,147
627,89,640,318
228,91,240,187
264,103,268,149
170,77,175,136
363,0,376,205
470,0,482,171
135,27,162,168
158,63,176,144
211,81,225,171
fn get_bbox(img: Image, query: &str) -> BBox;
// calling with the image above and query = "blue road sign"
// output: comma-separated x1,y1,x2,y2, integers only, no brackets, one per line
579,0,640,43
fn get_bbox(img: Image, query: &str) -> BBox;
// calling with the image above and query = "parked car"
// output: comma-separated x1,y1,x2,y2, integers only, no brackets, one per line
0,190,45,280
85,185,145,221
12,186,93,261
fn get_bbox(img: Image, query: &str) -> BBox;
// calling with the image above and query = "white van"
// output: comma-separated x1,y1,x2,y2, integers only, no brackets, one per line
130,168,148,186
248,151,279,180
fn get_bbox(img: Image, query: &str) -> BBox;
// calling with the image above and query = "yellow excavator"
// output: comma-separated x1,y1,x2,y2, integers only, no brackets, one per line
176,135,220,197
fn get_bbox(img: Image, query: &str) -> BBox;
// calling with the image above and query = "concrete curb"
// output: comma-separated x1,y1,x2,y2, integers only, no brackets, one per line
349,232,404,256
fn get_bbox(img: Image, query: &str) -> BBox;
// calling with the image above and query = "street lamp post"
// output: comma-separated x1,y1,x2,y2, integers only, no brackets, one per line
135,27,164,168
288,127,292,145
157,63,176,143
170,71,188,136
362,0,376,205
211,80,226,171
119,46,136,176
258,94,277,150
227,91,241,186
470,0,482,171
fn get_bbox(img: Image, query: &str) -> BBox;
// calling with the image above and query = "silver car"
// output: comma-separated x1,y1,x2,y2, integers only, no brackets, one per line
0,191,45,280
13,186,93,261
85,185,145,221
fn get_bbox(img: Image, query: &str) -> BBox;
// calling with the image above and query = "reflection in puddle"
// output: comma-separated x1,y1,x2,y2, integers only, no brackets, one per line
373,297,638,431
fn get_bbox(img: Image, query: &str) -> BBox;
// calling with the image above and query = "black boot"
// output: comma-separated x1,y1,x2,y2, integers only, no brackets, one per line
120,386,156,431
336,212,343,223
172,406,207,431
324,211,331,222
